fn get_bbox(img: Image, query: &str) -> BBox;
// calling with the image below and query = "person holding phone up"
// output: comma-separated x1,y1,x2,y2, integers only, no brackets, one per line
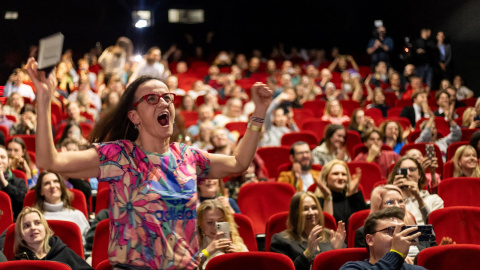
387,156,443,225
196,200,247,269
415,103,461,162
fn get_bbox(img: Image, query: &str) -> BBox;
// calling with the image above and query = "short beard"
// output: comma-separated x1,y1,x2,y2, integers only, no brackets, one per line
301,160,313,172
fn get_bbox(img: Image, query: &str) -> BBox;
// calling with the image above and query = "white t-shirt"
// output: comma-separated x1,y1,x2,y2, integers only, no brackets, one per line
300,172,314,192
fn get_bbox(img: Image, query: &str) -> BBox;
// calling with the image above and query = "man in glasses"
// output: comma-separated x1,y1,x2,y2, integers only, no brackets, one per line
341,207,426,270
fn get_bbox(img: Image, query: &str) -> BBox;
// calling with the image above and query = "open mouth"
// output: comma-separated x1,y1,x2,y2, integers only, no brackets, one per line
157,112,169,127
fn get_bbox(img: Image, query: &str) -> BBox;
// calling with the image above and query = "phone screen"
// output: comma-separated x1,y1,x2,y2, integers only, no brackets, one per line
401,225,436,242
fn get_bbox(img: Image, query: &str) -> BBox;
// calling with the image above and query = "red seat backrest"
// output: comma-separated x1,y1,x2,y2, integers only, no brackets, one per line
233,213,258,251
428,207,480,245
237,182,295,235
0,260,72,270
205,251,295,270
417,244,480,270
95,187,109,215
0,190,13,234
347,209,370,247
3,219,84,260
225,122,248,138
256,146,291,179
302,100,326,118
300,119,332,142
446,141,469,160
346,162,383,201
92,219,109,268
280,131,318,149
438,177,480,207
345,130,362,157
23,189,88,219
442,161,454,179
312,248,369,270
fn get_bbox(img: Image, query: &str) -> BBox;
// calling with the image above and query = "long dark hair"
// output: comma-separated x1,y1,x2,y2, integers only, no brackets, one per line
33,171,73,212
89,76,162,143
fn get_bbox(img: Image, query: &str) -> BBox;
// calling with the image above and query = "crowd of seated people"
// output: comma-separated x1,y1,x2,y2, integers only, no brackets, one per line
0,27,478,269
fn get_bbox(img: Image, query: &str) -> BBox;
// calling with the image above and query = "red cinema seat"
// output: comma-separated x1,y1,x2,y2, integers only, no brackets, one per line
346,162,383,201
233,213,258,251
292,108,314,129
92,219,109,268
8,134,36,152
302,100,326,118
3,219,84,260
205,251,294,270
446,141,469,160
428,206,480,245
345,130,362,157
417,244,480,270
460,128,480,142
442,160,454,179
347,209,370,248
237,182,295,235
0,190,13,234
256,146,291,179
280,131,318,149
23,189,88,220
225,121,248,138
312,248,369,270
0,261,72,270
95,187,109,215
438,177,480,207
96,259,113,270
301,119,332,142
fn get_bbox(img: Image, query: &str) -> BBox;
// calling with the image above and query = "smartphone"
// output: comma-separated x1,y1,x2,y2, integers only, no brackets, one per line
474,115,480,121
397,168,408,178
216,222,230,239
401,225,436,242
425,144,435,160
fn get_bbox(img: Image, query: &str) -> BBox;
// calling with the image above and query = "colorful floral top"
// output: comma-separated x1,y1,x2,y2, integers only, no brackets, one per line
94,140,210,269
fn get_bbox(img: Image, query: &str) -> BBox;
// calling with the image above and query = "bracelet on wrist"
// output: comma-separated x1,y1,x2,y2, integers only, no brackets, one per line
201,249,210,259
247,122,262,132
250,116,264,124
390,249,405,258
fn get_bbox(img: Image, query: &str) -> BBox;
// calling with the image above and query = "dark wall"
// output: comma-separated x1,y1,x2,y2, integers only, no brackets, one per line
1,0,479,91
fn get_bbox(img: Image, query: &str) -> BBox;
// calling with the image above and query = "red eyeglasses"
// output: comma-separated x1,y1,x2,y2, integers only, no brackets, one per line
132,93,176,109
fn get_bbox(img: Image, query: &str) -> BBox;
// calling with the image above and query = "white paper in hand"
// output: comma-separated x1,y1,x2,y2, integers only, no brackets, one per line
38,33,64,69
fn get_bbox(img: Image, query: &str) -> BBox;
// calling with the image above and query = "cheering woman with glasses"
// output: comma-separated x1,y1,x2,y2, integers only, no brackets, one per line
27,57,273,270
387,156,443,225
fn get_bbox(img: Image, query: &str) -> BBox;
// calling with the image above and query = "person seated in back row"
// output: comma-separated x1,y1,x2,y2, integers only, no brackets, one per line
278,141,321,192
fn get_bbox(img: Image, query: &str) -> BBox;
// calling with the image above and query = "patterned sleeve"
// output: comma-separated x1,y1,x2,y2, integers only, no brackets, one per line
93,140,131,182
187,145,211,180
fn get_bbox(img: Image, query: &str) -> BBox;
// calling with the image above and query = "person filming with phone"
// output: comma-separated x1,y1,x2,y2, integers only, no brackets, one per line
387,156,443,225
196,200,247,269
340,207,427,270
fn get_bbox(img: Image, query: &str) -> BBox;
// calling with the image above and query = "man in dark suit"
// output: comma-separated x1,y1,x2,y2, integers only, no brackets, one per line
399,91,430,128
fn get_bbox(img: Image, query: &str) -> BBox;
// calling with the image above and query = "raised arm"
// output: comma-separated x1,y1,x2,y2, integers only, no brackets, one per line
207,83,272,179
27,58,99,179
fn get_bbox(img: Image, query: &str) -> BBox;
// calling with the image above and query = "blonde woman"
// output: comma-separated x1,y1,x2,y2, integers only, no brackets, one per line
462,107,479,128
314,160,367,225
453,145,480,177
197,200,247,269
270,191,346,270
321,100,350,125
13,207,92,269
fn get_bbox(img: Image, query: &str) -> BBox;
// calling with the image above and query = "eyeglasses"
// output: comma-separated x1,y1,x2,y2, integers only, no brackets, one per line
384,199,405,206
132,93,176,109
400,167,418,172
371,226,396,237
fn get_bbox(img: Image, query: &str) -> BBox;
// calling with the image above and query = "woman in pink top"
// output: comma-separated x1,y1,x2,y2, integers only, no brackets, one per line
28,58,273,270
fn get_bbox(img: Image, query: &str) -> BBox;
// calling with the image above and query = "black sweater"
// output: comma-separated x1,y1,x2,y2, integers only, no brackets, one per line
15,236,93,270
